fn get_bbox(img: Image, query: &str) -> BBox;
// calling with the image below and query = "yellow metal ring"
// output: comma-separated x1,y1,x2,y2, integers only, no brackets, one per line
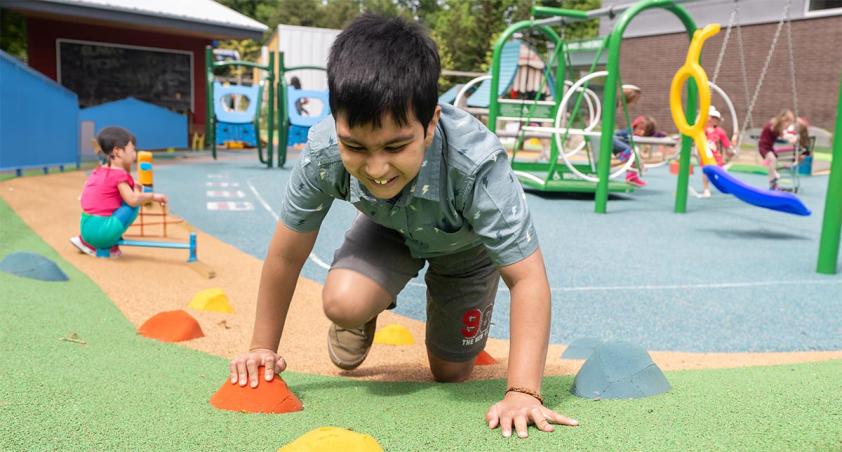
669,24,720,166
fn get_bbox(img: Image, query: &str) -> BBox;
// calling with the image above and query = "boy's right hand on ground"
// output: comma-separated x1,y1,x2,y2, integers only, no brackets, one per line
229,348,287,388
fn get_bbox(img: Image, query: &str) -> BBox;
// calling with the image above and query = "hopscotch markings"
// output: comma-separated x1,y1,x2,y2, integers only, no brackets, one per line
207,201,253,211
206,174,250,210
206,190,246,198
206,181,240,187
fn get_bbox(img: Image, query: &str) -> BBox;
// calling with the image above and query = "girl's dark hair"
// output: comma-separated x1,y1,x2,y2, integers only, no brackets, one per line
327,14,440,131
96,126,136,157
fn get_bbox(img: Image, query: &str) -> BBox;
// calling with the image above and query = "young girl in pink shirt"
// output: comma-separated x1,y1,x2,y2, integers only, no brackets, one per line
70,127,167,257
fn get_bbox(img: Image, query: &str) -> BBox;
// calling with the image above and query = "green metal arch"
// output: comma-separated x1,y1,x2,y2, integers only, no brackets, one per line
595,0,698,213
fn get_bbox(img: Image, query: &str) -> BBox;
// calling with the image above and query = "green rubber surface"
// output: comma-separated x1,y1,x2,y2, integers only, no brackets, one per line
727,163,768,175
1,198,841,450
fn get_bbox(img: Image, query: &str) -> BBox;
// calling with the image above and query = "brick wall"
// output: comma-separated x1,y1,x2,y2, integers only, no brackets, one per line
616,15,842,135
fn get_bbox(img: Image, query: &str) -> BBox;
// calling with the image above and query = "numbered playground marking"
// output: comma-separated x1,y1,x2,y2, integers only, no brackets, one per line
206,182,240,187
206,201,253,211
206,190,246,199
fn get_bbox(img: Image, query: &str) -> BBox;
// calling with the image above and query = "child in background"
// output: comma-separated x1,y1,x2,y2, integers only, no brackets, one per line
614,114,656,187
70,127,168,257
289,76,309,116
781,116,811,153
758,109,796,190
228,14,577,439
700,106,731,197
621,84,641,107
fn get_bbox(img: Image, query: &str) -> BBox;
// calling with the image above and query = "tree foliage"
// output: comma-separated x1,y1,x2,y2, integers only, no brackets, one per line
0,9,27,62
209,0,602,77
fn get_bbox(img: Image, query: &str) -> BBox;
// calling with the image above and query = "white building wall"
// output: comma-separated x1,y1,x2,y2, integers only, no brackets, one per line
277,24,340,91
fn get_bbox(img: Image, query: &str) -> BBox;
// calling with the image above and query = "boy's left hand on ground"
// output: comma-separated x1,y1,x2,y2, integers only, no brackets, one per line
485,391,578,438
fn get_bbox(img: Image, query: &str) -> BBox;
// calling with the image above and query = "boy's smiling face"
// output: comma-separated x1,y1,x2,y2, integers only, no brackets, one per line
336,107,440,200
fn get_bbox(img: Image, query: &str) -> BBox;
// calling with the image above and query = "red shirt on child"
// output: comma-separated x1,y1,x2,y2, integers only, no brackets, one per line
705,126,730,166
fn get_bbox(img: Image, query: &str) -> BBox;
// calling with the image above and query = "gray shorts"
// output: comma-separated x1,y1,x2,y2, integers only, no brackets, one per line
331,215,500,362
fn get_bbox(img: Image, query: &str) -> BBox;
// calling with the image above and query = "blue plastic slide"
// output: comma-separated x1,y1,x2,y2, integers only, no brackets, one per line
703,165,811,216
466,40,521,108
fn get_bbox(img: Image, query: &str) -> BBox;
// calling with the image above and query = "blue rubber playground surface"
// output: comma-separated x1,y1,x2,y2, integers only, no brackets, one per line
157,152,842,353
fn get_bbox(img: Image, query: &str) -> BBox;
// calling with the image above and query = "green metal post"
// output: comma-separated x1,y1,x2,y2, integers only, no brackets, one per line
277,52,288,168
547,41,567,182
816,76,842,274
266,52,276,169
594,0,697,213
532,6,588,21
488,40,503,133
256,83,265,163
674,81,697,214
205,46,215,159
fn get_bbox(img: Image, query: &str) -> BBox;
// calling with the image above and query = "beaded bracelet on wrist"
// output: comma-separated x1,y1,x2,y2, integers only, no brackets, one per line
505,387,544,405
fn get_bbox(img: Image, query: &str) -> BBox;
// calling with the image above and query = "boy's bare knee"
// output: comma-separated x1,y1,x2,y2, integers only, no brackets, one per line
429,357,475,383
322,287,368,328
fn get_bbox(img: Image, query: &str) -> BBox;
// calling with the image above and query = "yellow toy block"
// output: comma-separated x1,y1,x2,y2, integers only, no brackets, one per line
188,288,233,313
373,324,414,345
279,427,382,452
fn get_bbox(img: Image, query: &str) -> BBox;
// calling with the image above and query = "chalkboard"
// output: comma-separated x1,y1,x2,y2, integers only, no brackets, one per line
58,40,192,115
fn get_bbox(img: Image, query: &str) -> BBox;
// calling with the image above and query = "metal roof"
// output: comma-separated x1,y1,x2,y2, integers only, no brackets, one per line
0,0,268,40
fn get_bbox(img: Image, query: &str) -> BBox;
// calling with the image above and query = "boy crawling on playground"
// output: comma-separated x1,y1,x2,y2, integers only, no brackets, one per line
229,14,577,438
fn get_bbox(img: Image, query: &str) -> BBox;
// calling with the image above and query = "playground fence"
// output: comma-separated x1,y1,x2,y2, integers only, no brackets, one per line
0,50,79,174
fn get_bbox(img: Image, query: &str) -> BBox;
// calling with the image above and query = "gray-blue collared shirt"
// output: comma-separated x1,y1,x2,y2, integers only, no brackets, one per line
280,103,538,266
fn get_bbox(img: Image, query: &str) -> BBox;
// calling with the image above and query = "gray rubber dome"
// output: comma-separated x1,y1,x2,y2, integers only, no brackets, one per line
571,341,671,400
0,252,68,282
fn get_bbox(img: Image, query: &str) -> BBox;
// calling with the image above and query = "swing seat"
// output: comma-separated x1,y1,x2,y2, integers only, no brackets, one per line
702,165,811,216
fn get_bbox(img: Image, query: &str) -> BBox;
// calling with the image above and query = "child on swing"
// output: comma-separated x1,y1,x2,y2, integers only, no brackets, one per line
612,85,649,187
758,109,797,191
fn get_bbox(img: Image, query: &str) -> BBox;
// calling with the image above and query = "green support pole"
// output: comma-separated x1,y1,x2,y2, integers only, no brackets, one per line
255,84,264,163
596,38,621,213
816,76,842,274
674,79,698,214
266,52,276,169
548,41,567,182
205,46,216,159
593,0,697,213
488,45,501,132
277,52,288,168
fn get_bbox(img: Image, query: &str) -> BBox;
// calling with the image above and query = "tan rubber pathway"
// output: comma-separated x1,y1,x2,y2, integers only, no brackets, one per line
2,170,841,382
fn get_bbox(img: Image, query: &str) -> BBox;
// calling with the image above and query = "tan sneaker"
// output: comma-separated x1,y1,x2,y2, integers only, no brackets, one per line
327,317,377,370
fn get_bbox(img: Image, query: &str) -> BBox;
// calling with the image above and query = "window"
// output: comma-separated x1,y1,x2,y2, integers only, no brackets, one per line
808,0,842,11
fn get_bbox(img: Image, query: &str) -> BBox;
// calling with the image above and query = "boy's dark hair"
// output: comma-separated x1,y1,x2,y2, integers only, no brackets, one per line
96,126,136,156
327,13,440,131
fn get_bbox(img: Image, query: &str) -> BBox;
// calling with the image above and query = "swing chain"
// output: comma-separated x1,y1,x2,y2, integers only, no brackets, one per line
712,0,739,85
735,10,751,129
738,0,793,149
785,9,799,120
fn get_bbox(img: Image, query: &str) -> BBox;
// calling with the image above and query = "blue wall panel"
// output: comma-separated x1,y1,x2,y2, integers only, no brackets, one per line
79,97,187,150
0,50,79,171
